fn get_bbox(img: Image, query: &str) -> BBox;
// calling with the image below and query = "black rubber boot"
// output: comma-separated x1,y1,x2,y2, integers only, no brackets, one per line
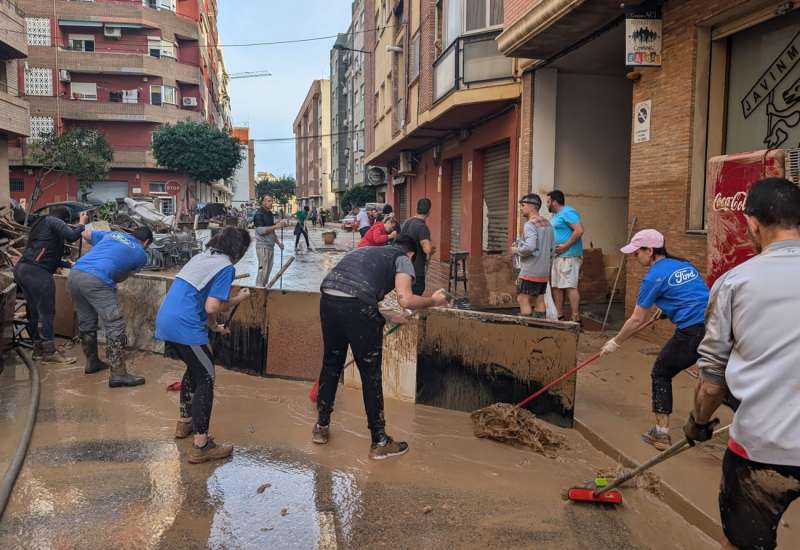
107,337,145,388
80,331,110,374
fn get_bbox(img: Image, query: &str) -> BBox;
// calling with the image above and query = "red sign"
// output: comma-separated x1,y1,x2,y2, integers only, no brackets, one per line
166,181,181,196
706,149,785,287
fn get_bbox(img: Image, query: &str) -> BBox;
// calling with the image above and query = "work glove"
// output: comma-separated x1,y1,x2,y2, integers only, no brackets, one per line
600,339,620,356
682,413,720,446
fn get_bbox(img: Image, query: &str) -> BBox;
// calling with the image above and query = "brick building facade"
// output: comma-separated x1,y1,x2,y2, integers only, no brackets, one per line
10,0,232,213
294,79,334,210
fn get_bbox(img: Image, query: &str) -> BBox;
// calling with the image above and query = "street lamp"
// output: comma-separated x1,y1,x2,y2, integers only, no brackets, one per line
332,43,372,55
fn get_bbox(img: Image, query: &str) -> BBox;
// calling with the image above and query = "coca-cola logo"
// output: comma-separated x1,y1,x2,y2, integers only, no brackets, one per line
712,191,747,212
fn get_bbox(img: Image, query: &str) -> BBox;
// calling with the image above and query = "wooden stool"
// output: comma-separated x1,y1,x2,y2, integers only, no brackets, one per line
448,251,468,297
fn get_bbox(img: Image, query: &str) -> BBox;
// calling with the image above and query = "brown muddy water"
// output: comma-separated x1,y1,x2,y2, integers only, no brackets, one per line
0,349,716,549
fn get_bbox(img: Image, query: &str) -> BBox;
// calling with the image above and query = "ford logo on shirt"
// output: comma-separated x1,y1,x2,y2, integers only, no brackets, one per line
668,267,698,286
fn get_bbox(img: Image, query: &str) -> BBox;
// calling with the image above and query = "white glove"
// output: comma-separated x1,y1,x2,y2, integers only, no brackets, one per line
601,339,620,356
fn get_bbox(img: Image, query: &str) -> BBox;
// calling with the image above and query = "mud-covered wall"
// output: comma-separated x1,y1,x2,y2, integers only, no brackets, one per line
265,290,323,380
417,309,580,427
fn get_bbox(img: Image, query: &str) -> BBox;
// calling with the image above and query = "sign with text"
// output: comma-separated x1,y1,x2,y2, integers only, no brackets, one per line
625,5,662,67
366,165,387,187
166,181,181,196
633,100,652,143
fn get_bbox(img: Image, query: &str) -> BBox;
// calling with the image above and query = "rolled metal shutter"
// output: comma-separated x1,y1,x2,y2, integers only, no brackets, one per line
450,158,462,253
482,142,510,252
397,183,408,222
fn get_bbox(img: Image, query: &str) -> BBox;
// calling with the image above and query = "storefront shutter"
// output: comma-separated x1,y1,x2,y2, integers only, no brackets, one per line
482,141,510,252
450,158,463,253
397,183,408,222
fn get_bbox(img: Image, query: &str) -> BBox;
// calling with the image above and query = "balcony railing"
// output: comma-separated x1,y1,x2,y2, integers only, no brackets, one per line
433,30,513,102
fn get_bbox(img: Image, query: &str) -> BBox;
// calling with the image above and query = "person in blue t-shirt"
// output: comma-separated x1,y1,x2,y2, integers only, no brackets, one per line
547,190,584,322
155,226,251,464
68,226,152,388
600,229,709,451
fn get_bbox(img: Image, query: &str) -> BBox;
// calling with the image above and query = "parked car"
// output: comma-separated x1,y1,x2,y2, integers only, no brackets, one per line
341,214,357,232
14,201,95,226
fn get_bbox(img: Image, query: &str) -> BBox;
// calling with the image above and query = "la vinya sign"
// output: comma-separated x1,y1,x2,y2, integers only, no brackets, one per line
625,4,662,67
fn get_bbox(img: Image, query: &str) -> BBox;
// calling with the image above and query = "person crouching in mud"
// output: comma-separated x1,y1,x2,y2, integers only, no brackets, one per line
313,235,449,460
155,227,252,464
600,229,709,451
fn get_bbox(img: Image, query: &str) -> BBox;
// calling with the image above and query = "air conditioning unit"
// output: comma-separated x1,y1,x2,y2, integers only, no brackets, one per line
59,69,71,82
398,151,414,175
104,26,122,39
182,96,198,107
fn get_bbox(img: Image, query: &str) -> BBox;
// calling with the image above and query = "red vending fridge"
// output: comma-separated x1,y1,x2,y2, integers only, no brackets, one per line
706,149,787,287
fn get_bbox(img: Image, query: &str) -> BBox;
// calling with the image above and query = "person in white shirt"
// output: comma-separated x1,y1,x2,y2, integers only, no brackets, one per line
684,177,800,550
356,207,371,238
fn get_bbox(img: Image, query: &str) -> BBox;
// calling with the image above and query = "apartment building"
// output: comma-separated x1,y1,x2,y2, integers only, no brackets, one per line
500,0,800,339
0,0,30,206
365,0,521,305
230,126,254,208
10,0,233,214
294,79,333,210
330,30,350,215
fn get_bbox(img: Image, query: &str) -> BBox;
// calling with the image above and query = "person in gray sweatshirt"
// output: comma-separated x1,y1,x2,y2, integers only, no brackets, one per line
511,193,554,318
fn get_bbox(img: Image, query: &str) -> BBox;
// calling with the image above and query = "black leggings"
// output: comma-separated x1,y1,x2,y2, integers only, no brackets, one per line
316,293,386,443
295,224,310,248
651,324,705,414
172,343,215,435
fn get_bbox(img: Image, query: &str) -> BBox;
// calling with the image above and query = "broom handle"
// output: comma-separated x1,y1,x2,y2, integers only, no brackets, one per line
224,257,296,328
515,315,660,410
595,424,731,496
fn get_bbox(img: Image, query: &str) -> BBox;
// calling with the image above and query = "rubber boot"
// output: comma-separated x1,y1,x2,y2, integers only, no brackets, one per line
107,337,145,388
39,340,77,365
31,340,43,361
80,331,110,374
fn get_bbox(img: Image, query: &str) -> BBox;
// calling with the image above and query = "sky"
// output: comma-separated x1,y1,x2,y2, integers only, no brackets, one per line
218,1,353,179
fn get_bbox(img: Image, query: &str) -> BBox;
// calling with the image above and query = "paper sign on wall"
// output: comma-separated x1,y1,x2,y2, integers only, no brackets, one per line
633,100,651,144
625,4,662,67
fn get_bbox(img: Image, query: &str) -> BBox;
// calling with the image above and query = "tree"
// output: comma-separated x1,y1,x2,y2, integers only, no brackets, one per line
340,185,376,213
25,128,114,218
256,176,296,210
151,121,243,183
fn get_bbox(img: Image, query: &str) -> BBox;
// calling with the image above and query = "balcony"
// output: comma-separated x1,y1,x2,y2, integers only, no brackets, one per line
51,3,199,40
10,146,159,169
0,0,27,59
0,90,30,137
52,49,202,84
28,96,203,124
434,31,514,102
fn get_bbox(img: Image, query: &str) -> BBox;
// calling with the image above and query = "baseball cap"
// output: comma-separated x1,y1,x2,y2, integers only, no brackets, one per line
620,229,665,254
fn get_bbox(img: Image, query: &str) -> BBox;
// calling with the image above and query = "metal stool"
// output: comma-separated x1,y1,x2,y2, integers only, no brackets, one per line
448,251,468,297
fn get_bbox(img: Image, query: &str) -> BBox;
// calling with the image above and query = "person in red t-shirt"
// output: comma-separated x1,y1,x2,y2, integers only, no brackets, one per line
358,216,398,248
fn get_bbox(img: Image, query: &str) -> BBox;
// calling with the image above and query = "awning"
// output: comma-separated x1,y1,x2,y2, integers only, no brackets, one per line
59,19,146,29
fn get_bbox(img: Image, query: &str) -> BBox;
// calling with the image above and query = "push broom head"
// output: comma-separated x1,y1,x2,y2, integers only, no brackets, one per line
566,487,623,505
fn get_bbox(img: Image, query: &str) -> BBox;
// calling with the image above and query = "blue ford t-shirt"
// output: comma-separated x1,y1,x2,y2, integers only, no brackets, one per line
155,265,234,345
72,231,148,288
637,258,709,329
552,206,583,257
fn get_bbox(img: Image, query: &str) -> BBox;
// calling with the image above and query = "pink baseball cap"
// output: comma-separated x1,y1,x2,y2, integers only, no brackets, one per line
620,229,665,254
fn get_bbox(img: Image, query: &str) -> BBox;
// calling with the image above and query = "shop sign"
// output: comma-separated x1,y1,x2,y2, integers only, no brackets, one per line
633,100,652,144
625,4,662,67
366,165,387,186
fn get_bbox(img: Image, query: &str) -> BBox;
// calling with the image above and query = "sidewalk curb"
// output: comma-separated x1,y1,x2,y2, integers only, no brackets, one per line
574,417,723,542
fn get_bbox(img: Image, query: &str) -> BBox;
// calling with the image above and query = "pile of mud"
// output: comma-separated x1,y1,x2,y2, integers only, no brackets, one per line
470,403,566,457
597,465,663,497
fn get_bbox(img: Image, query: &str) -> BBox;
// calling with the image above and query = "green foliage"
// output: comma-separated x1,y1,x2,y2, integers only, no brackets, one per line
340,186,376,212
151,121,243,183
256,176,296,206
30,128,113,189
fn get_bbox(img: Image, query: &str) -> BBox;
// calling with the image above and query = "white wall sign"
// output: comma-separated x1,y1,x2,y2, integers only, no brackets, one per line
634,100,652,144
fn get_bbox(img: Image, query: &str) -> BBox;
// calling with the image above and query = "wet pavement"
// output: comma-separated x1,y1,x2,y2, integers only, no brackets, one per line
0,348,716,549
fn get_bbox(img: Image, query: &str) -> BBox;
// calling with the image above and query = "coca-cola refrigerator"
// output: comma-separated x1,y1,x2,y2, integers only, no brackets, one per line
706,149,787,287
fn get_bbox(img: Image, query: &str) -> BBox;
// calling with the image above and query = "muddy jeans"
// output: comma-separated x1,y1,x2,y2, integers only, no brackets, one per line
720,450,800,550
255,246,275,287
651,324,704,415
13,262,55,342
67,269,126,342
172,342,215,435
316,293,386,443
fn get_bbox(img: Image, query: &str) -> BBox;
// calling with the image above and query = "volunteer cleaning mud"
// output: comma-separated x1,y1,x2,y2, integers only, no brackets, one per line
600,229,709,451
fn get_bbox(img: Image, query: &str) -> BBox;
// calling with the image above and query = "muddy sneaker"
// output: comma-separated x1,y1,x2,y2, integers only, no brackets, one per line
175,420,193,439
188,438,233,464
369,436,409,460
312,424,330,445
641,427,671,451
39,341,77,365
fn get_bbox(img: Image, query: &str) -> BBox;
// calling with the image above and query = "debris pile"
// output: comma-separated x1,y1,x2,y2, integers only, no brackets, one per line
0,211,29,267
471,403,566,457
596,465,663,497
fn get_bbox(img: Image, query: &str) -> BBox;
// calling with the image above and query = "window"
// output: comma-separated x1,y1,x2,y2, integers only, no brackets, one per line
148,37,176,58
71,82,97,100
26,17,50,47
151,85,176,105
465,0,503,33
161,41,176,59
10,180,24,193
158,197,175,215
149,182,166,193
443,0,462,48
150,85,162,105
29,116,54,141
24,67,52,96
410,32,420,81
68,34,95,52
